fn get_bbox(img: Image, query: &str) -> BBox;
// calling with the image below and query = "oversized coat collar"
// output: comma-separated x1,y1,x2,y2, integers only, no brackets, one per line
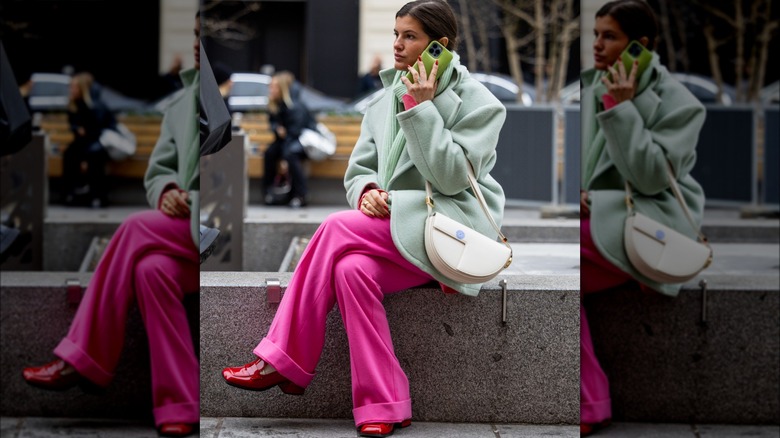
376,64,467,187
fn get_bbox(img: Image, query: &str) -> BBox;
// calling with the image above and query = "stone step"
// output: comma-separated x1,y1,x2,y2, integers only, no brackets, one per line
199,272,580,424
243,225,581,272
37,204,776,272
40,205,583,271
0,272,199,421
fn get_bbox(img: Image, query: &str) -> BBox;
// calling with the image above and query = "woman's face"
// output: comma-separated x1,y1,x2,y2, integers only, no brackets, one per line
593,15,630,71
269,77,281,102
393,15,431,71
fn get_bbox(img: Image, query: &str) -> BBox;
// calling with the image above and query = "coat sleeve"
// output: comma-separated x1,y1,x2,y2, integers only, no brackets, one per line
144,114,179,210
344,109,382,208
596,75,706,195
396,86,506,196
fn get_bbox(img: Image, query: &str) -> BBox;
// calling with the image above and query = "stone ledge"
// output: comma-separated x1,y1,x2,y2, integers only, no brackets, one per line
0,273,198,420
199,272,580,424
585,285,779,424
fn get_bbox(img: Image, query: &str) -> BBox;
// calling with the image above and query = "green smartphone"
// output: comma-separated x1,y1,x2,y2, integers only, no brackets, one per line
406,40,453,83
610,40,652,81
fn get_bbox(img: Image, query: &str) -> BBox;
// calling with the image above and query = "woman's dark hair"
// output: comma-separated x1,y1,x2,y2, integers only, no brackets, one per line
396,0,458,51
596,0,659,50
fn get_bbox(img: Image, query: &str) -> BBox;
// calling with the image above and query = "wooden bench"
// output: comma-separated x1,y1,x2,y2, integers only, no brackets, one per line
241,113,362,180
42,113,163,179
42,112,363,181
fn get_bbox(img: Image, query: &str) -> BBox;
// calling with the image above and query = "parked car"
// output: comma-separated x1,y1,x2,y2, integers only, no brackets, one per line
295,84,350,114
227,72,350,114
671,72,736,105
558,81,580,105
347,71,536,115
27,72,151,113
27,72,70,112
761,80,779,105
470,72,534,106
227,72,270,113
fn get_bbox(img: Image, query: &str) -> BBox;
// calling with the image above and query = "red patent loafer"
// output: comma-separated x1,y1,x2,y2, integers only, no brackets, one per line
158,422,197,437
581,418,612,436
22,358,83,391
358,419,412,437
222,358,304,395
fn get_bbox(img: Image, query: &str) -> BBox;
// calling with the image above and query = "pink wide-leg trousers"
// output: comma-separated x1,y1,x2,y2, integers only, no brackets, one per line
54,210,199,426
580,217,633,424
254,210,433,427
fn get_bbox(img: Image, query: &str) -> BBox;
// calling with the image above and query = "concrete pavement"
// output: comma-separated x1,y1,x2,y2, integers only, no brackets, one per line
3,417,779,437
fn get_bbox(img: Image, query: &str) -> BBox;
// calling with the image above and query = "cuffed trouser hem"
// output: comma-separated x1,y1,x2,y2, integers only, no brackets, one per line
254,338,314,388
152,401,200,427
581,398,612,424
353,399,412,428
53,337,113,387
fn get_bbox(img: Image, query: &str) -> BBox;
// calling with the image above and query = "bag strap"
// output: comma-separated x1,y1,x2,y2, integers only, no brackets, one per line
425,163,512,255
624,160,710,246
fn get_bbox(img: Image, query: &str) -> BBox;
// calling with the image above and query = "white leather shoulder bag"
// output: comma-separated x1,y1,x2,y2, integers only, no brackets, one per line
424,164,512,284
623,161,713,284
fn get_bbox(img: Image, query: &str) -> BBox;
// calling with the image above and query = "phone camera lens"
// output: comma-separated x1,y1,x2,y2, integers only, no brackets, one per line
629,44,642,57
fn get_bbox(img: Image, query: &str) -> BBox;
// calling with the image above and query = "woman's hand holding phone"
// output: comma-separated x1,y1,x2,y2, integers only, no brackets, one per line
401,56,439,104
602,59,639,104
601,40,651,105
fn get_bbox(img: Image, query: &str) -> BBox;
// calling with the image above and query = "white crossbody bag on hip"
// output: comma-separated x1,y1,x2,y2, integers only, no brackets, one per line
623,161,713,283
424,163,512,284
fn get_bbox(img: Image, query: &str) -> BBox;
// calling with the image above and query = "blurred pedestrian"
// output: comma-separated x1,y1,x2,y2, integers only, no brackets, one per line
357,54,383,97
153,54,184,100
22,12,203,438
262,70,317,208
580,1,707,435
61,71,116,208
221,1,508,436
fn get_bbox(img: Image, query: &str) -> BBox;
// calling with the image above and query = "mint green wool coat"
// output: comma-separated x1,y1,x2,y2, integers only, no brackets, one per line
344,62,507,297
144,68,200,247
582,54,707,296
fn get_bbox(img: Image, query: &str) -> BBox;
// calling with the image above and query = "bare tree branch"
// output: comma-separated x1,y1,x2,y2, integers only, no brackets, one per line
691,0,737,27
657,0,676,71
752,0,779,101
492,0,535,25
457,0,478,72
703,22,727,104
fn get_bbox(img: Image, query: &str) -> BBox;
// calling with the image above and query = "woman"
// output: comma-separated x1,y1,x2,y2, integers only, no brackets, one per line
222,1,507,436
21,14,203,438
262,71,317,208
62,71,116,208
580,0,706,435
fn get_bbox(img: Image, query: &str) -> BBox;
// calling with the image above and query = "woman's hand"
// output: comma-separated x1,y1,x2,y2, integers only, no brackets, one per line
275,126,287,139
602,59,639,104
160,188,190,218
580,190,590,218
360,189,390,218
400,56,439,104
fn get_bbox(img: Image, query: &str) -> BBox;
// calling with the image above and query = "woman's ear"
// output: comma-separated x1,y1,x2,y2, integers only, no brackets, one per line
438,37,449,48
639,36,649,48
